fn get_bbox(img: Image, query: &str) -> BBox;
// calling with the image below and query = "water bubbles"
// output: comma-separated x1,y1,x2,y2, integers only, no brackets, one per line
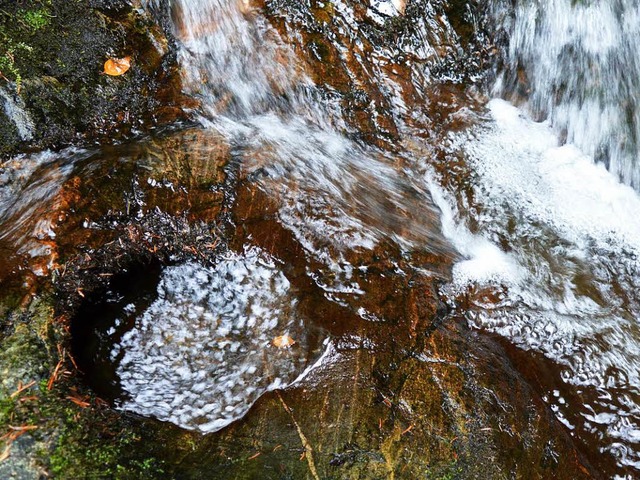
113,246,323,433
436,97,640,474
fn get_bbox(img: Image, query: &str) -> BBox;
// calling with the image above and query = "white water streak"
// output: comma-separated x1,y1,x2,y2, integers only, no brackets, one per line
439,99,640,472
493,0,640,188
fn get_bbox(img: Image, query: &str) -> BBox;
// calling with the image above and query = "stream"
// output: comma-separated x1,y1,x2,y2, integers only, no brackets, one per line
1,0,639,477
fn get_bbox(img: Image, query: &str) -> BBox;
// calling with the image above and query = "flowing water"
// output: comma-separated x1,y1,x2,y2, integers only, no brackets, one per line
0,149,88,280
438,1,640,474
2,0,640,477
436,100,640,474
110,0,456,435
491,0,640,189
158,0,638,474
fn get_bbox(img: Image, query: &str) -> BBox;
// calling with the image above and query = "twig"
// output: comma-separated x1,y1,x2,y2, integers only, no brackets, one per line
0,445,10,463
401,424,414,435
47,356,65,390
276,392,320,480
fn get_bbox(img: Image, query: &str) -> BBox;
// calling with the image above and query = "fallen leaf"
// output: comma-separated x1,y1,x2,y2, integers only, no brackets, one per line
104,56,131,76
393,0,407,14
273,335,296,348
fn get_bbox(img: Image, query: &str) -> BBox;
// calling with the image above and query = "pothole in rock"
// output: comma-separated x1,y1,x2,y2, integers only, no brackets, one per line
73,246,328,433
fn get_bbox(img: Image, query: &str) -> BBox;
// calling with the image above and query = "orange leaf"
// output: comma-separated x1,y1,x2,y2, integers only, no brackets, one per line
104,56,131,76
273,335,296,348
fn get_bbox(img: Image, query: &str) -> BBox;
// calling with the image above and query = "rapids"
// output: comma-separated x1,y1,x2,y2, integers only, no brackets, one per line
99,0,640,475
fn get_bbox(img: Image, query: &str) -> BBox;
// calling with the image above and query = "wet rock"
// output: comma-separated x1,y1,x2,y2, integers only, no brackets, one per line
46,172,601,478
96,297,598,479
0,1,619,478
0,110,21,157
0,126,233,477
163,180,596,479
263,0,492,146
47,128,231,309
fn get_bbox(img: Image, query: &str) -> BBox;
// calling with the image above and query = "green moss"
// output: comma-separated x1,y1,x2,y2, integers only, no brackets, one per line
0,395,15,427
0,1,54,90
48,415,164,479
425,461,464,480
20,9,52,32
0,37,32,90
0,296,164,479
0,0,178,158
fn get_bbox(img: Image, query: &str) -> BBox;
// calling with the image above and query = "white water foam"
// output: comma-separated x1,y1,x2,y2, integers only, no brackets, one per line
492,0,640,188
437,99,640,472
112,246,322,433
367,0,406,24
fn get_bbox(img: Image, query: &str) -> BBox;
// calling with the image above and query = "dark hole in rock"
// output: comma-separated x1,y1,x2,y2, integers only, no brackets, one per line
70,258,163,402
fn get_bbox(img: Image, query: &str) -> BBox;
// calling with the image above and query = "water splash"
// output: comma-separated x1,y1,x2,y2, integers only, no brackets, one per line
167,0,308,118
158,0,451,262
437,99,640,473
492,0,640,188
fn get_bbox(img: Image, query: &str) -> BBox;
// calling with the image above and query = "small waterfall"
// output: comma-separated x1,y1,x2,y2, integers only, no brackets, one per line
153,0,449,257
431,1,640,474
164,0,309,119
492,0,640,188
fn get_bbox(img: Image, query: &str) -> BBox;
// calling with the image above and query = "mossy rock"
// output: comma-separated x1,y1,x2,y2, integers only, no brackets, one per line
0,0,183,159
